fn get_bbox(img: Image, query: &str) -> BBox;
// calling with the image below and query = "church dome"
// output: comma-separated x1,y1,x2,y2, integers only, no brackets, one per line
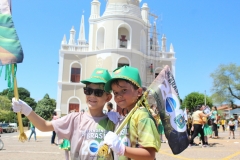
103,0,141,18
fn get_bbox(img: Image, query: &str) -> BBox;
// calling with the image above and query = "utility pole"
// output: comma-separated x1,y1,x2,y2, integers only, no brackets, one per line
204,90,206,106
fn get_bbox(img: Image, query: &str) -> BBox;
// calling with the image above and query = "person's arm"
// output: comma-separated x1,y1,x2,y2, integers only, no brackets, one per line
124,147,155,160
214,112,218,121
199,111,212,117
27,111,54,132
12,98,54,132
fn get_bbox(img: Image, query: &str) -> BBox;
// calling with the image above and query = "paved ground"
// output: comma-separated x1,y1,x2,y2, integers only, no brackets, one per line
0,128,239,160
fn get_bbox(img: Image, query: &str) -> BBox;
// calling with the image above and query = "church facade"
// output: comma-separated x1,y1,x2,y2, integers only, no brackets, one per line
56,0,176,116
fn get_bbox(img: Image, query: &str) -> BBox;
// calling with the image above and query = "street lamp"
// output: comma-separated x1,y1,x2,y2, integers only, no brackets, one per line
204,90,206,106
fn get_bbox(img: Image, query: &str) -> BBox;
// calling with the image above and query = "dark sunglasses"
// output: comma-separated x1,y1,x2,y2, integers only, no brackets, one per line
83,87,105,97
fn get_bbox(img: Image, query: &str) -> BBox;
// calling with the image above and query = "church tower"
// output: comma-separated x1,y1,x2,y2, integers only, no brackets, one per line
56,0,177,116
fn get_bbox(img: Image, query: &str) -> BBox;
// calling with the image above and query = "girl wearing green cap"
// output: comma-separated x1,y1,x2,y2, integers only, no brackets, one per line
104,66,160,160
12,68,115,160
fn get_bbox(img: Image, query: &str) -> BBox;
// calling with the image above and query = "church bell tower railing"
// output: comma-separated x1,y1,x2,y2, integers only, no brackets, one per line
61,44,89,52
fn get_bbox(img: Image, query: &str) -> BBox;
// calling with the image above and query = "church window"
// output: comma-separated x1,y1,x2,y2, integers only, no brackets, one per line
69,103,79,112
71,67,80,82
118,57,130,68
120,35,127,48
118,63,129,67
118,26,130,49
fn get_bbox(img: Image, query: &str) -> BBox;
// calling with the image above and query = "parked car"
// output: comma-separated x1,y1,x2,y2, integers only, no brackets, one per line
0,123,14,133
9,123,18,132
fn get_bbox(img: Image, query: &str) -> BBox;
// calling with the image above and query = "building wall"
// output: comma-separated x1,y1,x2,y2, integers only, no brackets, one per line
57,1,176,115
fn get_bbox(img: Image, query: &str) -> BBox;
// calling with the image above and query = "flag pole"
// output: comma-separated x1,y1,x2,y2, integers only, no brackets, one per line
97,91,149,157
12,64,27,142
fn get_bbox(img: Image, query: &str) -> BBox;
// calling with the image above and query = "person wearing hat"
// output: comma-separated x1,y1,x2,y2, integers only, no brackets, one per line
12,68,115,160
228,116,235,139
103,66,160,160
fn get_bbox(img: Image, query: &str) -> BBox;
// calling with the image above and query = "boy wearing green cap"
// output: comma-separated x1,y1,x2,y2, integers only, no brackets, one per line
12,68,115,160
104,66,160,160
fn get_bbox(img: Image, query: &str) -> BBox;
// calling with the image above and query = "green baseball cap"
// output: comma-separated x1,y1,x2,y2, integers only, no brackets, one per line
81,68,111,92
104,66,142,92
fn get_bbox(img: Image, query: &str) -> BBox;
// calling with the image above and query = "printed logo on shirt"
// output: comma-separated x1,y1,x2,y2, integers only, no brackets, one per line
80,129,106,139
89,140,99,155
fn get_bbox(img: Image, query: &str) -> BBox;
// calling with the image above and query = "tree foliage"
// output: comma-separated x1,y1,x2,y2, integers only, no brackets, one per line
35,94,56,120
0,95,17,123
0,87,37,110
0,95,12,110
0,87,30,100
0,109,17,123
182,92,213,111
211,63,240,104
0,88,36,124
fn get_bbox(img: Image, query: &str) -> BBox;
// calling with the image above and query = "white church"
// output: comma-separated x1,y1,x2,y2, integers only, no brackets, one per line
56,0,177,116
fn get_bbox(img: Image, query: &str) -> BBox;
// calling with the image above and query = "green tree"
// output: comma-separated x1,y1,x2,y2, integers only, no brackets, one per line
0,110,17,123
210,63,240,104
35,94,56,120
0,95,12,110
0,87,37,110
182,92,213,111
0,95,17,123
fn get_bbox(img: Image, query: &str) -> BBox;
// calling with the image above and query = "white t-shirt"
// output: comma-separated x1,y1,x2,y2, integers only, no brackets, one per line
228,120,235,126
52,112,115,160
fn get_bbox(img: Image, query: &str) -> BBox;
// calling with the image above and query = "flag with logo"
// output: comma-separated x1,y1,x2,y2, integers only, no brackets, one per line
0,0,23,66
147,65,189,154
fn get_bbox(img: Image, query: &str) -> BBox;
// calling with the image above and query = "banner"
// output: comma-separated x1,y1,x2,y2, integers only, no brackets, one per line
147,65,189,154
0,0,23,66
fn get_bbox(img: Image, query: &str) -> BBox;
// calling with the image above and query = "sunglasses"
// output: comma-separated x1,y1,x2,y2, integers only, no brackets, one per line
83,87,105,97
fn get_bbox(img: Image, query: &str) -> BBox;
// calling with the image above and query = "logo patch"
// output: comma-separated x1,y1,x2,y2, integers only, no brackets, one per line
165,97,176,112
174,114,185,129
114,69,121,74
96,70,103,74
89,141,99,154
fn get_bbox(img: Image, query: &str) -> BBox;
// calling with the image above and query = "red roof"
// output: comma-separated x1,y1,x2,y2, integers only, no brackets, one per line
217,104,240,111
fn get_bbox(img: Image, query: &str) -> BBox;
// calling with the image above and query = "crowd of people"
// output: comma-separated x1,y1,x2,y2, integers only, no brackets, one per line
186,105,240,147
11,65,240,159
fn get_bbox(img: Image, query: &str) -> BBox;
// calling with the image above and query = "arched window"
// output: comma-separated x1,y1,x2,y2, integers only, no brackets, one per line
68,97,80,113
118,57,130,67
118,24,131,49
97,27,105,50
71,63,81,83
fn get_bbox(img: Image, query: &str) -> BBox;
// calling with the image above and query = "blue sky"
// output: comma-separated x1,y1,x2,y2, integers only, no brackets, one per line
0,0,239,104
